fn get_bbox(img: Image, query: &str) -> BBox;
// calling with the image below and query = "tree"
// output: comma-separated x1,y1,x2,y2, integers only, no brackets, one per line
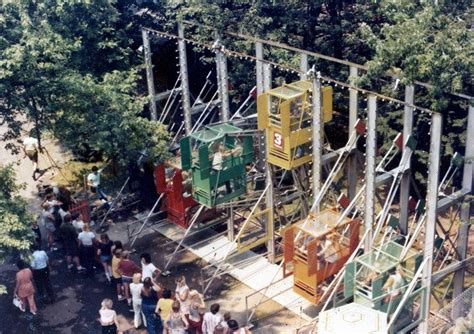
0,165,34,261
52,69,170,165
0,1,170,165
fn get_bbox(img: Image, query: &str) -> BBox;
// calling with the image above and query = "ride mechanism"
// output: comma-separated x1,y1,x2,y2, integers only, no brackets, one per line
140,22,473,334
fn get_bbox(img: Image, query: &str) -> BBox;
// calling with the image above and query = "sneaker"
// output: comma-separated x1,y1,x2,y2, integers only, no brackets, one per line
76,266,85,271
161,270,171,277
30,311,37,316
117,295,125,301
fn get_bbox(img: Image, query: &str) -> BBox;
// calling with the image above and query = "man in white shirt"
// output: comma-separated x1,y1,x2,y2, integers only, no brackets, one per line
140,253,160,281
87,163,110,207
202,303,223,334
22,136,40,180
30,244,55,303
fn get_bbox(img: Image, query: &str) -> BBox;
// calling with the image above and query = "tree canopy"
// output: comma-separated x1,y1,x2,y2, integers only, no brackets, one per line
0,165,34,261
0,0,169,164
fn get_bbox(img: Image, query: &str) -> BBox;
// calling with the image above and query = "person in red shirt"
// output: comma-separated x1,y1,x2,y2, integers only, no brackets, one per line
117,250,140,307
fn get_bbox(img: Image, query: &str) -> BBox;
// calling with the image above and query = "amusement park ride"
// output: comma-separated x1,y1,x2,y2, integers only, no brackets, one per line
133,21,473,334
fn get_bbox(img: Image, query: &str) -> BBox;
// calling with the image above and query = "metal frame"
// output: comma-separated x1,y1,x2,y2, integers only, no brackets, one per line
142,24,472,333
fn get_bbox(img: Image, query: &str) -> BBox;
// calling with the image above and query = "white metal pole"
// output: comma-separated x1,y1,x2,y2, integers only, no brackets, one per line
311,70,322,212
142,29,157,121
453,105,474,317
419,112,442,333
178,22,192,135
364,95,377,251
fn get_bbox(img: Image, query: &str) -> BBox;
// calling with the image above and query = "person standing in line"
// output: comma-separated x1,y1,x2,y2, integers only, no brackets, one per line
187,290,205,334
71,212,85,233
201,303,222,334
99,298,120,334
130,273,145,329
14,259,37,315
111,249,125,301
117,250,141,307
140,253,161,281
60,215,85,271
175,275,190,315
30,244,55,304
97,233,114,284
32,218,42,249
41,202,57,251
210,312,230,334
77,223,96,277
22,135,40,180
156,289,174,324
165,300,189,334
141,277,162,334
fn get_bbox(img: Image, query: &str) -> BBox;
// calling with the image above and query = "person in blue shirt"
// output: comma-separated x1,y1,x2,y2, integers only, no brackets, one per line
30,244,55,303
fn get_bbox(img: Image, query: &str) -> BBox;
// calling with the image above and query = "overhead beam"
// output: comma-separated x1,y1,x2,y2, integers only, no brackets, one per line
219,27,473,101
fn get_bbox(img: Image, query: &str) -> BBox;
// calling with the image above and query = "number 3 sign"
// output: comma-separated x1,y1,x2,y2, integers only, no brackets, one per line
273,132,283,149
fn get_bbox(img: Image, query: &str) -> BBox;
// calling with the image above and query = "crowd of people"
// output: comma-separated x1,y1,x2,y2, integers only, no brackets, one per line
12,165,252,334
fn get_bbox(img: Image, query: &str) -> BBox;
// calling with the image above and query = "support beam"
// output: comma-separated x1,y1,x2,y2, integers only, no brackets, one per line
256,42,264,95
255,42,266,171
419,112,442,333
178,23,192,135
311,72,322,212
142,29,157,121
266,163,275,263
399,85,415,235
228,203,235,241
347,66,358,200
453,105,474,317
263,63,272,92
432,256,474,285
364,95,377,251
215,40,230,122
299,53,308,80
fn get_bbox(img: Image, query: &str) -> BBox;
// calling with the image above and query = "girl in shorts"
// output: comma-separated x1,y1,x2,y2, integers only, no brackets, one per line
97,233,114,283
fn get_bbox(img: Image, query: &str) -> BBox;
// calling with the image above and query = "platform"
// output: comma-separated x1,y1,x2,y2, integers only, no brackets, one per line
156,220,316,322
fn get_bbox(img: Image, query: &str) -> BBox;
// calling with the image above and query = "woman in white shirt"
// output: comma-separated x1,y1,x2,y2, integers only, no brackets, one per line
78,224,96,277
175,275,190,315
99,298,119,334
129,273,145,329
